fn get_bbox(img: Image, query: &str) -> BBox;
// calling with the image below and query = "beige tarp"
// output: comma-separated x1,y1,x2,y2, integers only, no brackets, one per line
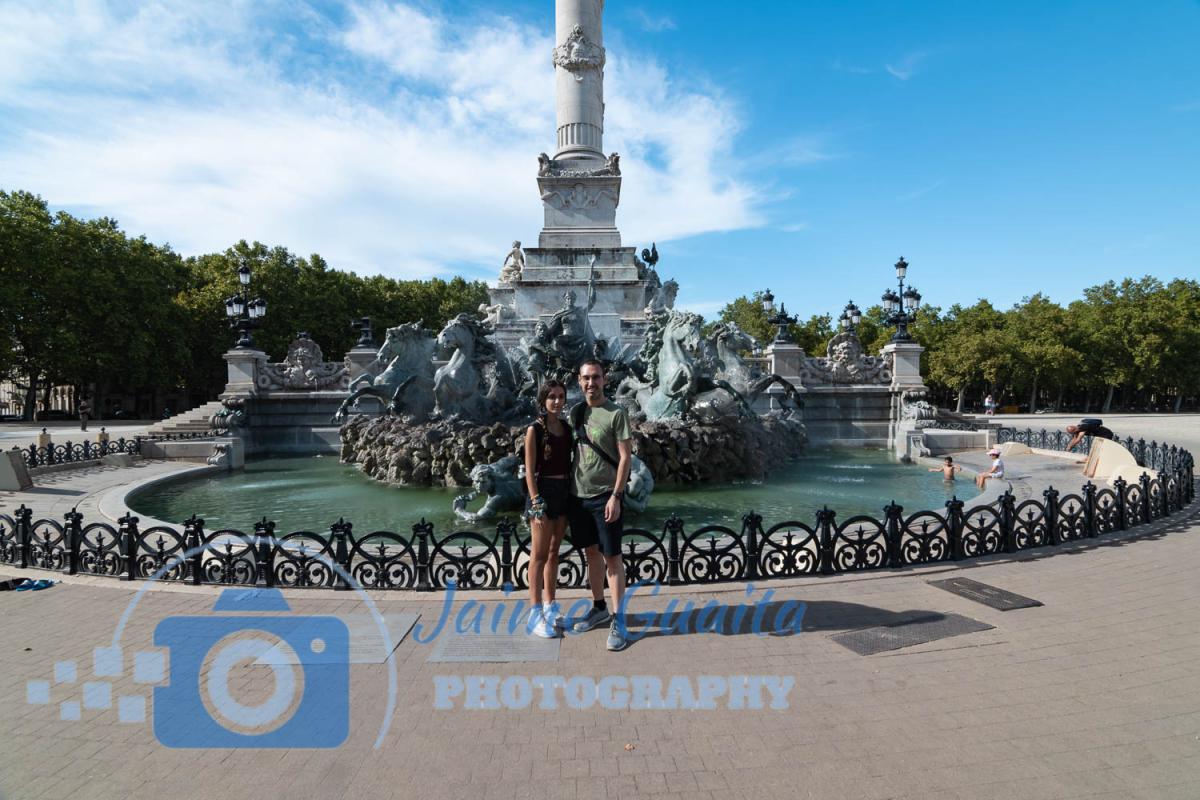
1082,438,1157,484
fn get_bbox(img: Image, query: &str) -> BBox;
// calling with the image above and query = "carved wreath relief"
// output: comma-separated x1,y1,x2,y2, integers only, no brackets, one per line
540,183,618,210
799,332,893,386
257,336,349,391
552,24,606,77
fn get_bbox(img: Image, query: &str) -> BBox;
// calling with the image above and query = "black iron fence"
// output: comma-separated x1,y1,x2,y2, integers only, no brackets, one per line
12,432,215,469
1,430,1192,591
995,426,1191,474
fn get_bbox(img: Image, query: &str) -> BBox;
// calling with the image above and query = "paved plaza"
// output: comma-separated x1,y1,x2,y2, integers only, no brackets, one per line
1,415,1198,800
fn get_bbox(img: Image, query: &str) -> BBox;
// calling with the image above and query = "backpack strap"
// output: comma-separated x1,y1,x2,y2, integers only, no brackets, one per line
571,404,619,468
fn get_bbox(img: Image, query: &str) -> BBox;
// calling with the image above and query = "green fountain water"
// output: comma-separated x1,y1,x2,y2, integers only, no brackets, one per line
128,450,978,535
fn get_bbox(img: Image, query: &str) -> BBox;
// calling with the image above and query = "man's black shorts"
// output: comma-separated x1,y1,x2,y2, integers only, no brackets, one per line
568,492,623,556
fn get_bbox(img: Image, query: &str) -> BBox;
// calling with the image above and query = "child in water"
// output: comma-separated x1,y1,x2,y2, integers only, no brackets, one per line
929,456,962,481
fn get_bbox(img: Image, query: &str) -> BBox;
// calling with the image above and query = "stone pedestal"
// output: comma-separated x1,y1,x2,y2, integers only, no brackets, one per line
0,449,32,491
767,342,805,382
344,347,378,382
489,244,658,354
883,341,926,391
223,349,267,398
96,429,109,444
765,342,806,413
36,429,51,449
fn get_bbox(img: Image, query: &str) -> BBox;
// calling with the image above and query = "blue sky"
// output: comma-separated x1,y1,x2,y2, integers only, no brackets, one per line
1,1,1197,321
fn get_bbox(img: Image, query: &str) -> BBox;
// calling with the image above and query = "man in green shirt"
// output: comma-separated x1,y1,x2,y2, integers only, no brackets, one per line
568,359,633,651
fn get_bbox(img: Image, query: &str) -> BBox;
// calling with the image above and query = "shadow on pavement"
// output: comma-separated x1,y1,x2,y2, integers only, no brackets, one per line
626,600,945,640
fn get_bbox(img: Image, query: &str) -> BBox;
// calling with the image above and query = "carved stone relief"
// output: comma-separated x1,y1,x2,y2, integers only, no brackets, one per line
799,331,893,386
257,335,349,391
540,183,618,210
552,24,606,77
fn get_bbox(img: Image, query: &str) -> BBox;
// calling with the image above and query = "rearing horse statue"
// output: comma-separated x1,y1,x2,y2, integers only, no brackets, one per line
617,310,746,420
433,314,520,422
703,321,802,413
332,321,436,423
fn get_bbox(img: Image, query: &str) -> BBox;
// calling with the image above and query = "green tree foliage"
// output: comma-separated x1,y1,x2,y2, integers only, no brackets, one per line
1,192,488,414
5,190,1198,415
713,291,835,354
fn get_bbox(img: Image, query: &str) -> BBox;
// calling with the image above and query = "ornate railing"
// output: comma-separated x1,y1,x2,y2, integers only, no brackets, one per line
14,437,141,469
12,431,220,469
1,438,1192,590
995,426,1193,473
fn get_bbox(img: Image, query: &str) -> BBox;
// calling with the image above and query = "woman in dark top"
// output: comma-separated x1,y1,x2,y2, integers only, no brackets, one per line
523,380,572,638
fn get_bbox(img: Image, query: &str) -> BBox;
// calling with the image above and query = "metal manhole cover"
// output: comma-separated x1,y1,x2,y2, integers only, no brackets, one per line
831,613,993,656
427,632,560,663
929,577,1043,611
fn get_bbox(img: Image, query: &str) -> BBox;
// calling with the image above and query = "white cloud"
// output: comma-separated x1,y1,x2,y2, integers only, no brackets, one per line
0,0,763,278
885,51,927,81
631,9,677,33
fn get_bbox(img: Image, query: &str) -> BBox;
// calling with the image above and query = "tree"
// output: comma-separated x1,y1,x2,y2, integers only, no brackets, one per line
925,301,1009,411
1007,293,1079,412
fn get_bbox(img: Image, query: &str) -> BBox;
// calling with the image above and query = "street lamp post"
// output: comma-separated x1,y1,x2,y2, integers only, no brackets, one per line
880,257,922,342
839,300,862,334
762,288,798,344
224,260,267,349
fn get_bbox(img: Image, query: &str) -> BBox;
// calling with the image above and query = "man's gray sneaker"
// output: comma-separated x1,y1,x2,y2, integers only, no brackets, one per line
606,619,628,651
572,606,611,633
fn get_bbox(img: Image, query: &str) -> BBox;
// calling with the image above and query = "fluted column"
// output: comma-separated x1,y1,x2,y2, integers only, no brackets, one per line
553,0,605,163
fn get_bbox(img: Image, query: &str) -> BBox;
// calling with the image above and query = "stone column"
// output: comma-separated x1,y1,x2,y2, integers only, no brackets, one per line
883,341,925,391
554,0,605,164
883,341,927,459
767,342,805,383
766,342,806,413
344,347,378,383
222,349,267,398
537,0,620,249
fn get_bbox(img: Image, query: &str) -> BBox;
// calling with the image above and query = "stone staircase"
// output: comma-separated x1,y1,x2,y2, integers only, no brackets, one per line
143,400,225,436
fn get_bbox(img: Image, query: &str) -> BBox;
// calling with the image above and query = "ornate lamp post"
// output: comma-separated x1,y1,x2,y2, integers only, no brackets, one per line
880,257,922,342
351,317,375,348
224,260,267,349
761,288,798,344
839,300,862,334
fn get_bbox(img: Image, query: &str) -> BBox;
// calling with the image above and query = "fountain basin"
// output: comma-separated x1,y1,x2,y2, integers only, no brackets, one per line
126,449,980,536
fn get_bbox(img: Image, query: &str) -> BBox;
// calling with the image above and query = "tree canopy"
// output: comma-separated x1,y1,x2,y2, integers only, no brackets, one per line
1,190,487,417
3,189,1196,417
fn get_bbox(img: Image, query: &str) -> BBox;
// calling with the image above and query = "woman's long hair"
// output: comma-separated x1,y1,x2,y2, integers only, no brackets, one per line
536,380,567,421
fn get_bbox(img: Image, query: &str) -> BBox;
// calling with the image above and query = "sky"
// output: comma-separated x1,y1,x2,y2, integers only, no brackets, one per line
1,0,1197,321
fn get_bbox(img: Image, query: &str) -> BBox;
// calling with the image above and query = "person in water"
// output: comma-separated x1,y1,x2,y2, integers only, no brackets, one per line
929,456,962,481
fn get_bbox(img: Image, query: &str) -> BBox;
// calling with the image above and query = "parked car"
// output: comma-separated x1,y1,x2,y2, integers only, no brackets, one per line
108,409,139,420
39,410,72,421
